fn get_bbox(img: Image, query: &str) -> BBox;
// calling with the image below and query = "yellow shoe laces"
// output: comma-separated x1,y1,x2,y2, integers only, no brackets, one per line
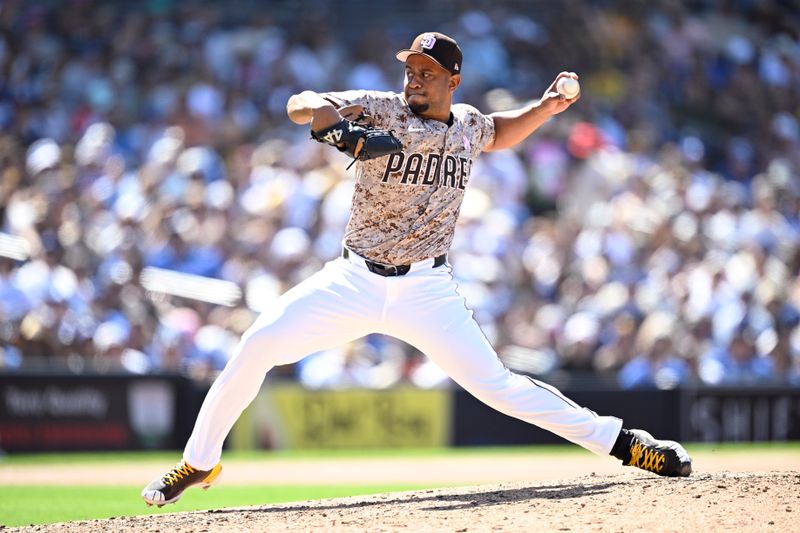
162,461,197,486
629,439,666,474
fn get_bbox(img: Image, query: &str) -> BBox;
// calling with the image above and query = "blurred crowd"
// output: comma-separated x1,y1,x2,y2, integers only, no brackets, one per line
0,0,799,388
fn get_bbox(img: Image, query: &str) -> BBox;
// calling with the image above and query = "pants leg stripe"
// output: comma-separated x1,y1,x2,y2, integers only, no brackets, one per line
525,375,593,414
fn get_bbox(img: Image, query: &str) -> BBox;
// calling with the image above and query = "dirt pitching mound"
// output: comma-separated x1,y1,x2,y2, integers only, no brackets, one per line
11,470,797,532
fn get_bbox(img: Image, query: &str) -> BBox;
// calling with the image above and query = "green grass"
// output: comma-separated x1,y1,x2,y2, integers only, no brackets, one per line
0,483,441,527
1,441,798,466
0,445,585,466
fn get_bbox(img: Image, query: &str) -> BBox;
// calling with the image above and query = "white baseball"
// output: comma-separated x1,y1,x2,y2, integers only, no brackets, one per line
556,77,580,98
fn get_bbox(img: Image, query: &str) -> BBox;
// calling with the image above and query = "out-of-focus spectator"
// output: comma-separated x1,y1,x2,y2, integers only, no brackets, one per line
699,327,777,385
618,312,693,389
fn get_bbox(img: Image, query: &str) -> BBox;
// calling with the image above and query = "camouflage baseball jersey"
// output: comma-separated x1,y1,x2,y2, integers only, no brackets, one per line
324,90,495,265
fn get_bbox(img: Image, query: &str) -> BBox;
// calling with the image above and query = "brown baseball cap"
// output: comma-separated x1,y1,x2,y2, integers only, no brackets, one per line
396,32,462,75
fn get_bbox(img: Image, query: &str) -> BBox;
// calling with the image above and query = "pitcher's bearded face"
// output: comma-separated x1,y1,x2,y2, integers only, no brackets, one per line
403,55,457,118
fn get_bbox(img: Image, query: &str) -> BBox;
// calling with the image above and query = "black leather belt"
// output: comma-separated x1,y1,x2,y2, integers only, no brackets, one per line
343,248,446,277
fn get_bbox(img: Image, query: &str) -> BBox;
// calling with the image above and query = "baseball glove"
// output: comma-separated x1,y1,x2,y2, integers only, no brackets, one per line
311,117,402,166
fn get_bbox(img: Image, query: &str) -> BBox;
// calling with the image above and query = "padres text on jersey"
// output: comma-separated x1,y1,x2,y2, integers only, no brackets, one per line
323,90,495,265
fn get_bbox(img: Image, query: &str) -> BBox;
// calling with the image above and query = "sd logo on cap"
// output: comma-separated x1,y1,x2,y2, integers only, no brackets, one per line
396,31,462,75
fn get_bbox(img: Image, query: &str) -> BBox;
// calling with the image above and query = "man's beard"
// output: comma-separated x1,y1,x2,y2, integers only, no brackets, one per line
409,101,429,114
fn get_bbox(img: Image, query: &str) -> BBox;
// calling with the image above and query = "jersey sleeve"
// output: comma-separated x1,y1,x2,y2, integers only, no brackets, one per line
456,104,495,154
317,90,403,129
318,90,387,119
471,109,496,153
320,89,369,107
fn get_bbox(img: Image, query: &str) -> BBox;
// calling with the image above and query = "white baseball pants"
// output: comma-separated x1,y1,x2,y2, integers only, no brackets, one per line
184,253,622,470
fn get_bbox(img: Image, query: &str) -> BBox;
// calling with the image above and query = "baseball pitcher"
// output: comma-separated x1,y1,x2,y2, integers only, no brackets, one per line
142,31,691,507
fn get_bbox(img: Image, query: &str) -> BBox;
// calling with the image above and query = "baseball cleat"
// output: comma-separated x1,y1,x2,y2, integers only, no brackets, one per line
141,459,222,506
623,429,692,477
